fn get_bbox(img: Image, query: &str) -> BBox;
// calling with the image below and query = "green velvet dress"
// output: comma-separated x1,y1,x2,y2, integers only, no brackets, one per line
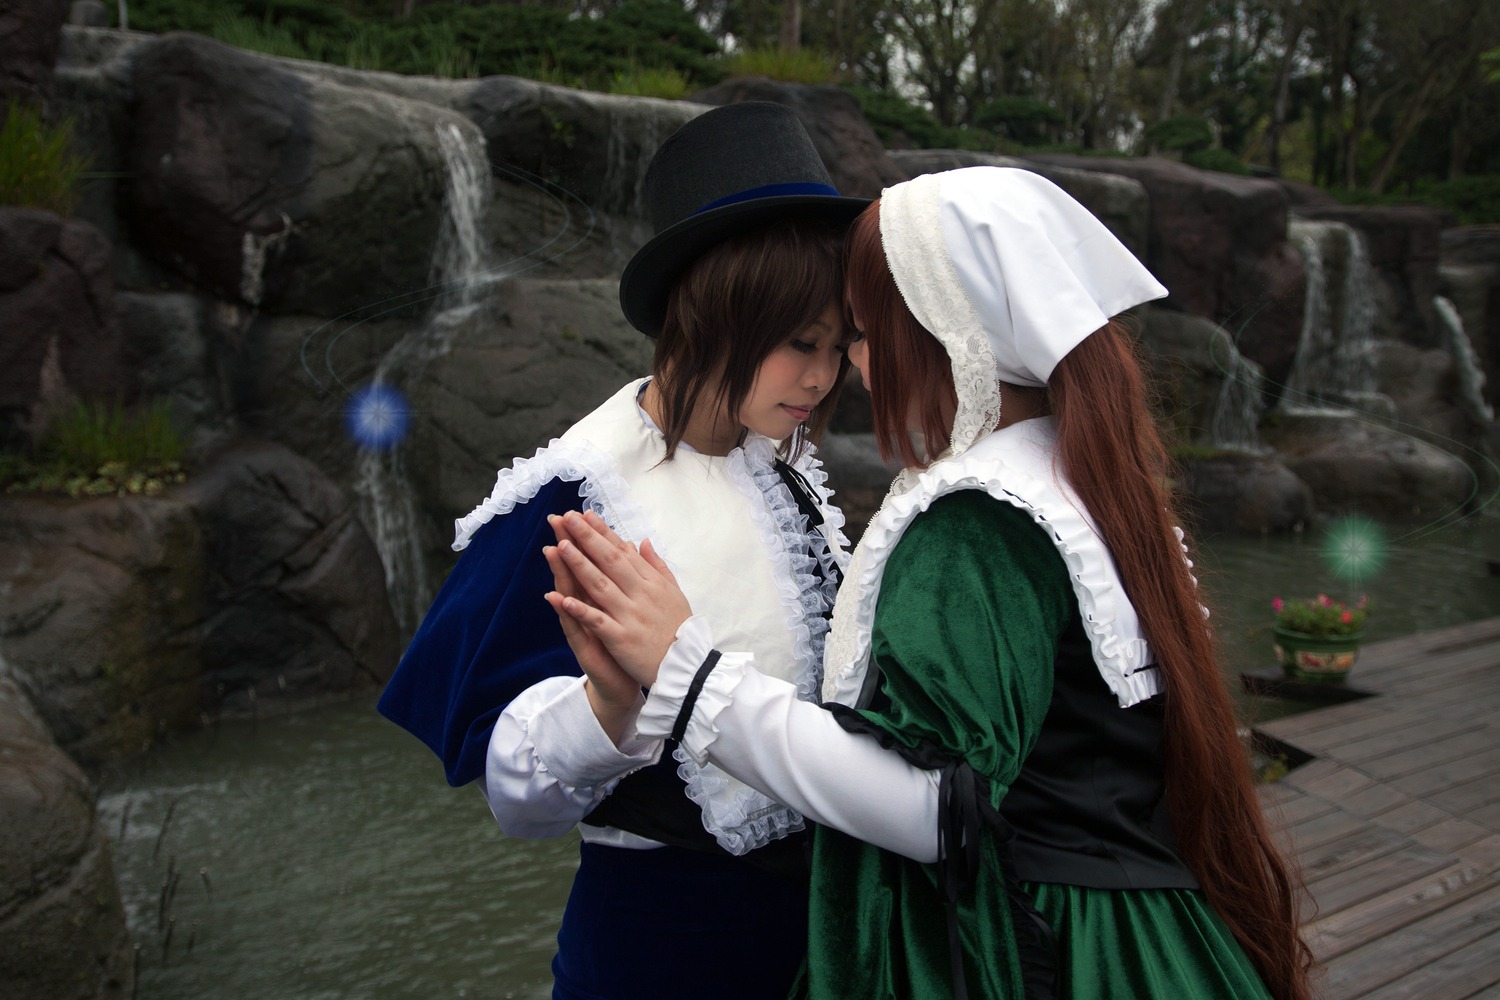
797,491,1272,1000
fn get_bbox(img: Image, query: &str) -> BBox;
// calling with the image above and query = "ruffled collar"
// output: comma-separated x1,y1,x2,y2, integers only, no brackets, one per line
822,417,1166,710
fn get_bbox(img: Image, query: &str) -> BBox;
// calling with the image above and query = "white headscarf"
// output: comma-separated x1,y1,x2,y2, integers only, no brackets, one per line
877,167,1168,460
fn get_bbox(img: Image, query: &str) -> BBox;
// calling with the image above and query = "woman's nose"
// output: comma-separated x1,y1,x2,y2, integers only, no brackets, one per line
808,348,837,390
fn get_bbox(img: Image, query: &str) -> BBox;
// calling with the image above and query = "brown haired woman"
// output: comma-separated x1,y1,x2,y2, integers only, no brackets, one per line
376,103,867,1000
545,166,1315,1000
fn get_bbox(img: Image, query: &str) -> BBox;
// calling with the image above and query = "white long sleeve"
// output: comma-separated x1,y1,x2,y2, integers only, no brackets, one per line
636,617,942,863
483,675,662,840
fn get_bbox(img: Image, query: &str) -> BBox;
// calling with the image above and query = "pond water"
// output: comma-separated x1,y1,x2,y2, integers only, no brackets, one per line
98,511,1500,999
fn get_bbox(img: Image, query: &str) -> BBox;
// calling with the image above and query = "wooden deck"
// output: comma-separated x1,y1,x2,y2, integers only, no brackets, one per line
1250,616,1500,999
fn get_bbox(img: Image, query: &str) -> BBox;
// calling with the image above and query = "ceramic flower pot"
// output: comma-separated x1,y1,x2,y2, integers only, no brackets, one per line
1272,626,1364,683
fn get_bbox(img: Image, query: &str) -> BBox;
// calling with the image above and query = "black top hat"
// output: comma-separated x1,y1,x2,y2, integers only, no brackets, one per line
619,101,871,337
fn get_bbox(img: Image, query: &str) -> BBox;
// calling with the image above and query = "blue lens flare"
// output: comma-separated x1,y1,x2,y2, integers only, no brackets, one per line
345,383,411,450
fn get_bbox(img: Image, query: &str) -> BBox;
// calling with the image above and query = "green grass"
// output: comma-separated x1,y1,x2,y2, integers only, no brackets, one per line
210,10,313,60
0,104,92,216
726,46,834,85
608,65,690,100
2,398,188,498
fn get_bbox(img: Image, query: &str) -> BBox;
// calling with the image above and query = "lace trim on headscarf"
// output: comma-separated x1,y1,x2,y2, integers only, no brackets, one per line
879,172,1005,466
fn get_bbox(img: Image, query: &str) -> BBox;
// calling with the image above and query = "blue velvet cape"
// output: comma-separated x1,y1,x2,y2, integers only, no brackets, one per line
377,477,588,786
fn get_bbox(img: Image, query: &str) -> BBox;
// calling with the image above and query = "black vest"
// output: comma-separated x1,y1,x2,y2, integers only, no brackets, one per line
1001,618,1197,889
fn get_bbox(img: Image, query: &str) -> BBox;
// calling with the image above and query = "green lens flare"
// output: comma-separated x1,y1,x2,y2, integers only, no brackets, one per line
1321,516,1388,584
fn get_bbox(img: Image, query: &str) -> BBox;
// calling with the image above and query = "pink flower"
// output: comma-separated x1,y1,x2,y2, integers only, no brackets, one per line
1318,594,1331,606
1272,597,1284,612
1341,610,1353,624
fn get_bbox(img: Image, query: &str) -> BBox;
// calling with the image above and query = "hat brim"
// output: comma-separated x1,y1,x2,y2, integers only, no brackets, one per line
620,194,872,337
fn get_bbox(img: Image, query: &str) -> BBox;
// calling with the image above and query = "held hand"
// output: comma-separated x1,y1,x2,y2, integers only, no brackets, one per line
542,521,639,745
547,510,693,688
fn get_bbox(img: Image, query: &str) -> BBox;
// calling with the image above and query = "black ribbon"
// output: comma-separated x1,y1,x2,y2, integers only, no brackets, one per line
773,458,825,528
829,703,1059,1000
939,760,983,1000
670,649,722,744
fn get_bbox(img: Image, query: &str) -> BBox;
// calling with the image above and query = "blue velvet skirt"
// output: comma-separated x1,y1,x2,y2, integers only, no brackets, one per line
552,841,808,1000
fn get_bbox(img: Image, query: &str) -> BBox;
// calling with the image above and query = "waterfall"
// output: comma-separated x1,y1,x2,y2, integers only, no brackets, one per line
1285,219,1379,410
430,122,492,309
1434,295,1497,425
356,121,495,632
1209,339,1268,453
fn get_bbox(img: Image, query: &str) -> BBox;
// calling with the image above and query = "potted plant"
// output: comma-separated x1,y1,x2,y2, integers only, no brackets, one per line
1271,594,1369,683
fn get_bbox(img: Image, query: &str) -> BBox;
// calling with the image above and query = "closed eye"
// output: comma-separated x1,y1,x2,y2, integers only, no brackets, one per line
789,339,817,354
836,330,865,354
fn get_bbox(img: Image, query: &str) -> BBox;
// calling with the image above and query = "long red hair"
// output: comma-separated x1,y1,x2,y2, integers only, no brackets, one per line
845,203,1314,1000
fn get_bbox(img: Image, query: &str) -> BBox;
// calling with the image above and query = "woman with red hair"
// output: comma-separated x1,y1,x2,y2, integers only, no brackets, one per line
547,167,1314,1000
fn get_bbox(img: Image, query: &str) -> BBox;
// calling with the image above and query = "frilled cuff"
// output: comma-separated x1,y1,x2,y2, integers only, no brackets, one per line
528,676,661,788
636,616,754,764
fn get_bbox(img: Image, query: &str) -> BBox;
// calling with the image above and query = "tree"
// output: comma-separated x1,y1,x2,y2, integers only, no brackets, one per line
780,0,802,48
1364,0,1499,192
886,0,1006,126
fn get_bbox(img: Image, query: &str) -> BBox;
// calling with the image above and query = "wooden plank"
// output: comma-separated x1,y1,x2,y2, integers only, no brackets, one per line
1458,835,1500,874
1285,761,1380,800
1259,700,1394,742
1322,720,1490,765
1410,818,1494,855
1377,653,1500,691
1303,861,1491,960
1425,769,1500,817
1357,926,1500,999
1335,780,1416,821
1308,845,1455,915
1318,882,1500,998
1380,743,1500,797
1380,665,1500,704
1464,802,1500,839
1368,731,1500,784
1285,810,1380,856
1298,826,1413,886
1266,789,1341,829
1372,799,1455,836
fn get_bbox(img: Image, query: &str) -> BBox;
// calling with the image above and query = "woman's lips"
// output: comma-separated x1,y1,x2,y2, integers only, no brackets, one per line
781,404,814,422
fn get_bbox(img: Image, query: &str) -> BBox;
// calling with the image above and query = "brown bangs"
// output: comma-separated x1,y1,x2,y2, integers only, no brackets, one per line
654,218,850,459
844,203,956,468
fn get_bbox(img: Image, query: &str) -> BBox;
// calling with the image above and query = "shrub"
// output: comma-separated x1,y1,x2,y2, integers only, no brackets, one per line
0,104,92,216
844,86,1001,152
1145,115,1213,154
406,19,477,79
974,96,1063,146
1330,176,1500,226
125,0,727,91
1186,147,1250,175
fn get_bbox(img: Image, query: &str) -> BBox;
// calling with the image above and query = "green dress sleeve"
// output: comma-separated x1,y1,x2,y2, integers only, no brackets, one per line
859,489,1075,797
799,490,1078,1000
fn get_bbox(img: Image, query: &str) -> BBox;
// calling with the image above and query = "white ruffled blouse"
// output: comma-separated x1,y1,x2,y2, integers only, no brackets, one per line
479,378,847,855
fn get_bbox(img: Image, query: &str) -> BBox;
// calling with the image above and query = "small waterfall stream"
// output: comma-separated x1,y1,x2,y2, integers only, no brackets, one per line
355,122,496,632
1434,295,1496,426
1209,335,1268,453
1285,219,1379,411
